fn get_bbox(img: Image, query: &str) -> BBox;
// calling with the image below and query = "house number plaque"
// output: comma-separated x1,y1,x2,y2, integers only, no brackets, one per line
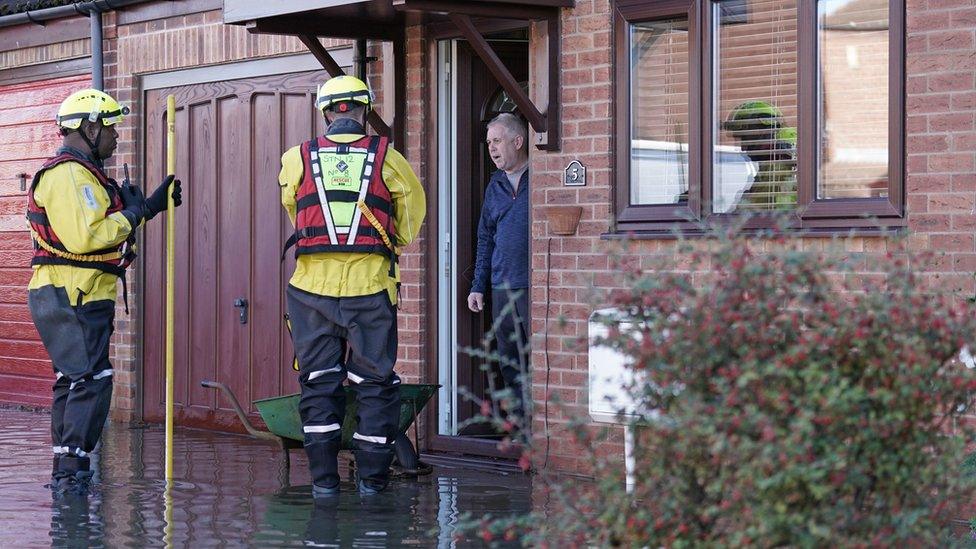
565,160,586,186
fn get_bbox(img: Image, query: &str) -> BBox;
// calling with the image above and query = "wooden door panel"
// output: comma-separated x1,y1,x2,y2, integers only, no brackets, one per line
279,92,316,397
215,94,251,416
143,99,167,417
142,97,162,416
187,100,218,413
173,104,193,410
143,70,325,430
249,91,287,406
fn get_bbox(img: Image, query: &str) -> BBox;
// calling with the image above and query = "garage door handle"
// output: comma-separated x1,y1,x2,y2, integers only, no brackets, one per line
233,297,249,324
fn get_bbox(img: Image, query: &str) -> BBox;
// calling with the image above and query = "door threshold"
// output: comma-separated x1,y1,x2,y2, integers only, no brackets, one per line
429,433,522,459
420,452,523,474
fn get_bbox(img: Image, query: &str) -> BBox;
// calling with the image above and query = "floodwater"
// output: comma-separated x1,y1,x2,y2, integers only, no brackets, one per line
0,408,532,547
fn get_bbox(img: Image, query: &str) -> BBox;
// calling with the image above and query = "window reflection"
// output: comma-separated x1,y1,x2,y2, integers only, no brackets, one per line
818,0,889,199
629,19,690,206
713,0,798,213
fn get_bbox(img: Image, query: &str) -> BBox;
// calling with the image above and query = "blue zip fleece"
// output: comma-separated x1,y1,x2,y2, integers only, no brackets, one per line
472,169,529,293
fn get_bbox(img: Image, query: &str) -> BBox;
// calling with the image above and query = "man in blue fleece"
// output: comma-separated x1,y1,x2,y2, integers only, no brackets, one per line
467,112,531,428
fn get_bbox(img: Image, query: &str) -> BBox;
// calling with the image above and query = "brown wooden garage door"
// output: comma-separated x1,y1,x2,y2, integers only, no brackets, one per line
142,70,327,431
0,74,91,407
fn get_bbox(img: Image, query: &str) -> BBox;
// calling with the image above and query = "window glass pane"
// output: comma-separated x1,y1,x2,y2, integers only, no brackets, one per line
488,81,529,114
818,0,888,199
713,0,798,213
630,18,690,206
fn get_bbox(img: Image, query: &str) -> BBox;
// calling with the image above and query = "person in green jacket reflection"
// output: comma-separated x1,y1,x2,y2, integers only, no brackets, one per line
723,100,797,212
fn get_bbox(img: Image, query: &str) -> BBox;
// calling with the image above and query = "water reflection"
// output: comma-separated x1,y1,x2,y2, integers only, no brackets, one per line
0,408,531,547
50,491,106,548
261,483,431,547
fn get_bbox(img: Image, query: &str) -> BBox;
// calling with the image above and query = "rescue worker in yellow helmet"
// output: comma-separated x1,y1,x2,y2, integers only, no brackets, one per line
27,89,183,494
279,75,425,496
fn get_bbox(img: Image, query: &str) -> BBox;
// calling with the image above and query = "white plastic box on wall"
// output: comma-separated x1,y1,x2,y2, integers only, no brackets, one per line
588,308,640,424
588,308,650,491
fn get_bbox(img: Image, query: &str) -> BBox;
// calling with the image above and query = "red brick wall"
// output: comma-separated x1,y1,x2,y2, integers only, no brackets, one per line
0,74,91,407
394,25,430,388
905,0,976,279
525,0,617,473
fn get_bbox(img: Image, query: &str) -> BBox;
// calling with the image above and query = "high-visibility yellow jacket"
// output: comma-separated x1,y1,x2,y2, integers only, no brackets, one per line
27,161,136,305
279,129,426,305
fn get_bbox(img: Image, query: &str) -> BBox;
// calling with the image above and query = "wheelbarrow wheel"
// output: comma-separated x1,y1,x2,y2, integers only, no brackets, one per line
394,460,433,477
392,432,433,477
343,455,433,479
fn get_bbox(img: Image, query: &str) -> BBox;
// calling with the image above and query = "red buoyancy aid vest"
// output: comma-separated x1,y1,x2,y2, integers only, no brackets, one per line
283,134,397,269
26,150,136,278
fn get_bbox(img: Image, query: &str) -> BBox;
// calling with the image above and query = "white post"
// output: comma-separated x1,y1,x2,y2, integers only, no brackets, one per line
624,423,636,493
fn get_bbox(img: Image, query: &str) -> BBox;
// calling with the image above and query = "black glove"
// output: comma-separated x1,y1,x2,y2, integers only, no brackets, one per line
145,175,183,221
118,183,146,228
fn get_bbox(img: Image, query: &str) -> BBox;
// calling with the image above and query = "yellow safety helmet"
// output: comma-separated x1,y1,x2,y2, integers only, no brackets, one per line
315,75,371,114
56,89,129,130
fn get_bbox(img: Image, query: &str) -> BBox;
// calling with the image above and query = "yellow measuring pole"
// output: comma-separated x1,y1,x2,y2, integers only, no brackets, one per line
165,95,176,481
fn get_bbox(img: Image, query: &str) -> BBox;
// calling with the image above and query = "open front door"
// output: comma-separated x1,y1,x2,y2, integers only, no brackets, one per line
433,35,529,457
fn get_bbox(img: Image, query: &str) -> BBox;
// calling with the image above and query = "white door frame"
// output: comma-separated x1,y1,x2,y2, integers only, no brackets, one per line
436,39,460,436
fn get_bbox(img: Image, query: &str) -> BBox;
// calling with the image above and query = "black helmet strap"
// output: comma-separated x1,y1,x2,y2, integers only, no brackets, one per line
77,123,104,164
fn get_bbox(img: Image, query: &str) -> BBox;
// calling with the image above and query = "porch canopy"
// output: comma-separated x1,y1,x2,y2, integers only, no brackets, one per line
224,0,571,149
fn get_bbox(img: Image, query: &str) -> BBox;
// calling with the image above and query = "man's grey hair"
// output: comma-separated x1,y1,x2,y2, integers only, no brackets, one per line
487,112,528,144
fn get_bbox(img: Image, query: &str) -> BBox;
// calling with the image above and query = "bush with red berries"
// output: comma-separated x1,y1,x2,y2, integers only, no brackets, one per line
471,231,976,546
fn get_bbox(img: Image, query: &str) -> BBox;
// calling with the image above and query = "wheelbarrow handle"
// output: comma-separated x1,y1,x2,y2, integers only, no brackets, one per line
200,380,280,442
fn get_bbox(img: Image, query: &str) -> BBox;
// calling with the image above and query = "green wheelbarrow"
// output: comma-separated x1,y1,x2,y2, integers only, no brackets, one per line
201,380,438,478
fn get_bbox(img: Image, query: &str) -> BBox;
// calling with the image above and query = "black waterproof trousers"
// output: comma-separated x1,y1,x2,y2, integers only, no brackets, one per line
286,286,401,491
28,285,115,478
491,288,531,423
